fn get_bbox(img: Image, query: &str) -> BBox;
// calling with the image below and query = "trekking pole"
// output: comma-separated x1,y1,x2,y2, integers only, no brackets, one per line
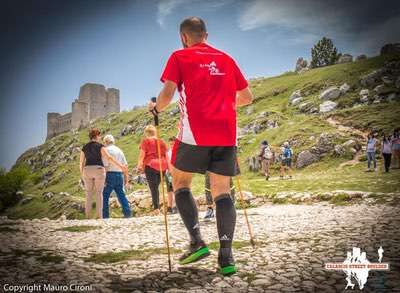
235,157,256,248
151,98,172,272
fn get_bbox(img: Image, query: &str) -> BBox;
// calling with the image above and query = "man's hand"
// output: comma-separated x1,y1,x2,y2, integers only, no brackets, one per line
136,164,144,174
148,101,157,115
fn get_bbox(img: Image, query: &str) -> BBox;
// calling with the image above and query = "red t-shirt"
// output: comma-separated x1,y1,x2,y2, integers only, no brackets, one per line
140,138,168,171
160,43,248,146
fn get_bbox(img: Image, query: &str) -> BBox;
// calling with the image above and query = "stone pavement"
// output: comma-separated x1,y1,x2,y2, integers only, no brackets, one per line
0,203,399,292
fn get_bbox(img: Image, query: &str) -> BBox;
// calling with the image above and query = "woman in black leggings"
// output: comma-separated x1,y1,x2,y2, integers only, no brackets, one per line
137,125,168,215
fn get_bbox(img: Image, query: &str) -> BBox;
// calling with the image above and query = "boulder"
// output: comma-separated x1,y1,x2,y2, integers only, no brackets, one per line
296,150,319,168
333,145,346,156
247,156,261,172
245,106,254,115
339,83,350,94
381,76,394,85
374,84,386,95
337,54,353,64
388,92,397,102
360,95,369,103
42,192,54,200
59,192,70,197
319,101,337,113
298,102,311,112
356,54,367,61
295,57,308,72
291,97,303,105
266,120,278,129
380,43,400,55
360,69,384,87
319,86,341,100
120,125,133,136
312,133,335,155
289,90,302,102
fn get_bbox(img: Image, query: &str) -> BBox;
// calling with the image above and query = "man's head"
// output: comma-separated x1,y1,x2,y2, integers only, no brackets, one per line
103,134,115,146
179,17,208,48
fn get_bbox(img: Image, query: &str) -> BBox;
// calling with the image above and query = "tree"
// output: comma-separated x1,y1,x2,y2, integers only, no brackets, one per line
310,37,340,68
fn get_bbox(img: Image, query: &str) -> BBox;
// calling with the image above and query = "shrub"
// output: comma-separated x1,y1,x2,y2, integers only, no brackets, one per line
0,165,30,211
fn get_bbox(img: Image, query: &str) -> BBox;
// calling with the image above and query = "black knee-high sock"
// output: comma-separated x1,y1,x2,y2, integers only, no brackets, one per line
174,188,202,244
215,193,236,258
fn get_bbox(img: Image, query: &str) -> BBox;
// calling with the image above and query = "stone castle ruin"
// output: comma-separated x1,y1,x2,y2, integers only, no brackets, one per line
47,83,120,139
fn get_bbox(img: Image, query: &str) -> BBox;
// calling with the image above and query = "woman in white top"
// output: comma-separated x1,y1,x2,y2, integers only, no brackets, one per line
366,133,377,172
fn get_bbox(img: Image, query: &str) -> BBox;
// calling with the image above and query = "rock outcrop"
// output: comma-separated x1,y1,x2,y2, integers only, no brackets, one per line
319,87,341,100
380,43,400,55
336,54,353,64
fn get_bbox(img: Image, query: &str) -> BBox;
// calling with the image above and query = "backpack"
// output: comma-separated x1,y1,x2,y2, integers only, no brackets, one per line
283,147,292,159
263,146,273,160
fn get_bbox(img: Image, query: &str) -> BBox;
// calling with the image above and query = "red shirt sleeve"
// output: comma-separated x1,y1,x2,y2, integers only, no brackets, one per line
139,139,147,151
232,59,248,91
160,53,181,85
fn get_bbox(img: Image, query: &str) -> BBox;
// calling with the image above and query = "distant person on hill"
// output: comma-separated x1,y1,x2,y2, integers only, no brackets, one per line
166,137,177,214
136,125,168,215
366,133,377,172
381,134,392,173
204,172,235,220
102,134,132,218
258,140,274,180
392,129,400,169
280,142,293,179
80,128,128,219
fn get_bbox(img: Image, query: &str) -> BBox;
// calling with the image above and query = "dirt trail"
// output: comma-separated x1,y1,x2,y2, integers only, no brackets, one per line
327,117,369,169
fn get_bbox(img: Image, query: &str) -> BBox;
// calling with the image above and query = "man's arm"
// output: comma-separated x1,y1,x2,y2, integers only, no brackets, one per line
237,87,253,106
148,80,177,113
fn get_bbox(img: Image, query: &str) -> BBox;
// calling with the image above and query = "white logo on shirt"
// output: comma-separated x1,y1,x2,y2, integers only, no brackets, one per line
200,61,226,76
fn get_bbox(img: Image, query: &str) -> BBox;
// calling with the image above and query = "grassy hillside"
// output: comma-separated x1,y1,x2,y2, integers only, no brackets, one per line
4,53,400,219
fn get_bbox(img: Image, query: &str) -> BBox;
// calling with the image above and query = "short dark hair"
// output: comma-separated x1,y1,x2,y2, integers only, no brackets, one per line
180,17,207,39
169,137,175,142
89,128,101,140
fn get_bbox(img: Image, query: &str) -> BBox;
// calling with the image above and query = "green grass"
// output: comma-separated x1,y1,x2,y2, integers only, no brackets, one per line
4,53,400,219
36,254,65,264
83,247,182,263
0,226,19,232
56,225,100,232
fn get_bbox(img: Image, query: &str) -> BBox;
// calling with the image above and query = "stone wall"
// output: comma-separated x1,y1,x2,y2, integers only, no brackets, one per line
46,112,72,139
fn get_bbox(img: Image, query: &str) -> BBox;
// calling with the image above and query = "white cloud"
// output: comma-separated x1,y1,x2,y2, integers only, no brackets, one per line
157,0,185,28
238,0,344,32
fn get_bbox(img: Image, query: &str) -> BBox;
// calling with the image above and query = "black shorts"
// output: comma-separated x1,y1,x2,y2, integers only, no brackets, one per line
171,140,239,176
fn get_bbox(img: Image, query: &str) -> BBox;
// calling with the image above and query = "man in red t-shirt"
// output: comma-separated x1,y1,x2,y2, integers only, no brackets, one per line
149,17,253,275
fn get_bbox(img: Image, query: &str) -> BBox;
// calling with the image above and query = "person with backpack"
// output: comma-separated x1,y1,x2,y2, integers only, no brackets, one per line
258,140,273,180
280,141,293,179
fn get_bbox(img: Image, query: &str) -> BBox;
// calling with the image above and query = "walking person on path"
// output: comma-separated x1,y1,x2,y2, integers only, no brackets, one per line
148,17,253,275
102,134,132,218
136,125,169,215
280,142,293,179
381,134,392,173
166,137,177,214
259,140,273,180
80,128,128,219
366,133,378,172
204,172,236,220
391,129,400,169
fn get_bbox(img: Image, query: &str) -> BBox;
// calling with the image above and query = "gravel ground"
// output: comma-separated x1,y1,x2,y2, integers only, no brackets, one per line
0,203,399,292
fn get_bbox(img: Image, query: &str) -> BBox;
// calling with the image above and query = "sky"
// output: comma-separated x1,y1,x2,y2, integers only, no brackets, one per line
0,0,399,170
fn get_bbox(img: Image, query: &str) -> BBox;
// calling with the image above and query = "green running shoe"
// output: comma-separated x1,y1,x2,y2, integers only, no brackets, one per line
218,248,237,276
179,241,210,265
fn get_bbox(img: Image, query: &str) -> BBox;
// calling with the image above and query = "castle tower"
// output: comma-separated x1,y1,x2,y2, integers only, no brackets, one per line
78,83,108,120
106,88,120,113
71,100,89,129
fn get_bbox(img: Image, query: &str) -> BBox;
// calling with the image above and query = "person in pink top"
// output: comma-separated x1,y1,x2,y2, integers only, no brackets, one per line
148,17,253,275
